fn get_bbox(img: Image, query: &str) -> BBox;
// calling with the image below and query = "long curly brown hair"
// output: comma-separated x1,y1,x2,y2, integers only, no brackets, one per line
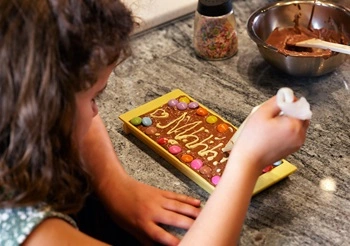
0,0,134,213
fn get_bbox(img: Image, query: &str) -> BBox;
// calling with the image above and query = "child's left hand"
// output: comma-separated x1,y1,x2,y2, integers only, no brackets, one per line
106,177,201,246
81,115,201,246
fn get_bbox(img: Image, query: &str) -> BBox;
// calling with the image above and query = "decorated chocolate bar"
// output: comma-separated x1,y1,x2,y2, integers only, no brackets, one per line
119,89,297,194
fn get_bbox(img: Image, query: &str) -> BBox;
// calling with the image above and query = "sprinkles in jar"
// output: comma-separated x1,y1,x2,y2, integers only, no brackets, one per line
193,0,238,60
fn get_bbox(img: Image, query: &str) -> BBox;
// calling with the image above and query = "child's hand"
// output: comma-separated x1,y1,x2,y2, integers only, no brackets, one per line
231,96,309,171
81,115,201,245
109,178,201,246
181,95,309,246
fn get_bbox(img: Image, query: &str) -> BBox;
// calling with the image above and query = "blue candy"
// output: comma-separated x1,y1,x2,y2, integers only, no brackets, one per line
142,117,153,126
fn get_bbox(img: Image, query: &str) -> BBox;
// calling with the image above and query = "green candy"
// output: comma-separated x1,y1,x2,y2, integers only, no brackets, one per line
130,116,142,126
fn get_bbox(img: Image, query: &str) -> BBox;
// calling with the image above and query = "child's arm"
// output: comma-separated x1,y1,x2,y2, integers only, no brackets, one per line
80,115,201,245
181,96,309,245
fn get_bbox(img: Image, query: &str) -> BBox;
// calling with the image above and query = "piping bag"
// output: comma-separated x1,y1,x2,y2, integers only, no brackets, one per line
222,87,312,152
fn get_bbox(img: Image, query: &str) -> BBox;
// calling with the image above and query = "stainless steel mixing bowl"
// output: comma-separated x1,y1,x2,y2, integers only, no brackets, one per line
247,0,350,77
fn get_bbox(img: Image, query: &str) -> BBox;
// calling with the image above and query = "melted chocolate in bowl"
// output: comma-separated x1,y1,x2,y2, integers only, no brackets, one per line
266,25,350,58
247,0,350,76
265,4,350,59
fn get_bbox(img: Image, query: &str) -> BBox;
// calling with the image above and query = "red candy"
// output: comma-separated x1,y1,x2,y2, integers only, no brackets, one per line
262,165,274,173
157,137,168,145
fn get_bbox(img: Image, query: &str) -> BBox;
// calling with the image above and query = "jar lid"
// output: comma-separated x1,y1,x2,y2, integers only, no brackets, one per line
197,0,232,17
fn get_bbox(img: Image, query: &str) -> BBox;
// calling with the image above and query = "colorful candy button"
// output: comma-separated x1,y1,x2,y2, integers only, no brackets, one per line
199,166,212,175
190,159,203,170
188,102,199,109
217,123,229,133
262,165,274,173
196,107,208,116
130,116,142,126
273,160,283,166
168,145,182,155
181,154,194,163
157,137,168,145
141,117,152,126
211,175,221,185
206,115,218,124
176,102,187,110
168,99,178,107
145,126,157,135
178,96,190,104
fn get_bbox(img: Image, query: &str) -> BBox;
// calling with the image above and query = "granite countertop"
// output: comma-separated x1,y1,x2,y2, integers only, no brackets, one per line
98,0,350,245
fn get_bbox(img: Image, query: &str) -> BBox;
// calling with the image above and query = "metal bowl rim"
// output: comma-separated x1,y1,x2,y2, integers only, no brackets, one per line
246,0,350,56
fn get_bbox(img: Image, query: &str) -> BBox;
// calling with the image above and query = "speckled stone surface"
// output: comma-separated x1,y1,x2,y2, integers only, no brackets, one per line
97,0,350,245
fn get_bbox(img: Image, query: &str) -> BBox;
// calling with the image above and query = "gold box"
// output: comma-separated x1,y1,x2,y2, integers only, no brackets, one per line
119,89,297,195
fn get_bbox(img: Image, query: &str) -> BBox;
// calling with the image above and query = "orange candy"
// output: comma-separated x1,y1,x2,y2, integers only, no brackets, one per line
196,107,208,116
217,123,229,133
181,154,194,163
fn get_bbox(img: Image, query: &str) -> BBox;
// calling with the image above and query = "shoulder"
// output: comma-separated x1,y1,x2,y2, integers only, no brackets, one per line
0,205,108,246
23,217,109,245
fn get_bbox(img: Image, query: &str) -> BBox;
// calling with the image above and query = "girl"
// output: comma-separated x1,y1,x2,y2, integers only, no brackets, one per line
0,0,309,245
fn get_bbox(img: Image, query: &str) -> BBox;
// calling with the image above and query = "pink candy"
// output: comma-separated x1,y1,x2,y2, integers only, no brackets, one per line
211,175,221,185
168,145,182,155
190,159,203,170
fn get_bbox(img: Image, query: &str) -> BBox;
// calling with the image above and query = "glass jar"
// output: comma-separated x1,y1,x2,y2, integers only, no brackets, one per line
193,0,238,60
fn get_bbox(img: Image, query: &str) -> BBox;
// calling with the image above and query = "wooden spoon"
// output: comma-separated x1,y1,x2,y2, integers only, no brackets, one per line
294,38,350,55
